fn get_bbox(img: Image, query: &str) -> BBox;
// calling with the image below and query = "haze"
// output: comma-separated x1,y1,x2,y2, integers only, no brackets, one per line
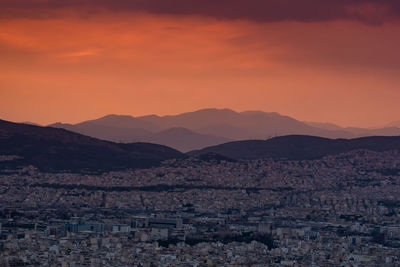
1,0,400,127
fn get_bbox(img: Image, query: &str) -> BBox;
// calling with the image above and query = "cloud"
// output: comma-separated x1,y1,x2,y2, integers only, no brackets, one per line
1,0,400,24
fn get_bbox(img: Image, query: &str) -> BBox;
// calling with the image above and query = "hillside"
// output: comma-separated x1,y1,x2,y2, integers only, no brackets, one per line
0,119,184,172
188,135,400,160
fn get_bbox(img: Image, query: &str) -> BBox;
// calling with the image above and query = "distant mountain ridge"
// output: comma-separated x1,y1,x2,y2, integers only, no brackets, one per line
304,121,400,137
49,119,231,152
48,109,400,151
386,120,400,128
188,135,400,160
0,119,184,172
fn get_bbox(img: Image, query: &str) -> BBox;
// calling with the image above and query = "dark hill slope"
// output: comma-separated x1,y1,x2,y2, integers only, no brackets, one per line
0,119,184,172
188,135,400,160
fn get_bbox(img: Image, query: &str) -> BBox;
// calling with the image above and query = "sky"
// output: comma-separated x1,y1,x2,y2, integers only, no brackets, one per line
1,0,400,127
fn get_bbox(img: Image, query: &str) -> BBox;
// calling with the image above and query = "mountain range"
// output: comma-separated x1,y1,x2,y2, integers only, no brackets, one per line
2,118,400,172
47,109,400,152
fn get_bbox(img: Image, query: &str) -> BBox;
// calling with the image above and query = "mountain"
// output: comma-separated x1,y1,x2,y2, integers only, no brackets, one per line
0,119,183,172
188,135,400,160
49,122,152,143
386,120,400,128
80,114,161,132
145,127,231,152
305,121,400,137
304,121,344,131
48,122,230,152
344,127,400,137
136,109,353,139
49,112,235,152
91,109,399,139
48,109,400,151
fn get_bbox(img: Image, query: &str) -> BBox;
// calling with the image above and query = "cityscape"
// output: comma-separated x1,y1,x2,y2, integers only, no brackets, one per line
1,149,400,266
2,0,400,266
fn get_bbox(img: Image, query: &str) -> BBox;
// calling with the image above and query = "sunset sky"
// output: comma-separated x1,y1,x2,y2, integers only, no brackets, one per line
1,0,400,127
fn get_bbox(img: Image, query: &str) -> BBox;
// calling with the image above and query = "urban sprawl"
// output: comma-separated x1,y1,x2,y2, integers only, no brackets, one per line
1,150,400,266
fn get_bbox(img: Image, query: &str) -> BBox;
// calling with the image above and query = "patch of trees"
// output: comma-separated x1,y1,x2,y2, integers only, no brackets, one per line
158,232,275,249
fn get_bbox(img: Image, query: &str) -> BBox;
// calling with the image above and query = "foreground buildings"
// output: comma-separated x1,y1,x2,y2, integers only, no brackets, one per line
0,149,400,266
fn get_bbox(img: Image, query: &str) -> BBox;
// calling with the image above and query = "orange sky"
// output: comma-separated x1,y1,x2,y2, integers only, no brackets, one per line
1,1,400,127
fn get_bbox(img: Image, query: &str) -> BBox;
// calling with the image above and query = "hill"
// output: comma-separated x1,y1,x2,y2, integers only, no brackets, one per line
188,135,400,160
0,119,184,172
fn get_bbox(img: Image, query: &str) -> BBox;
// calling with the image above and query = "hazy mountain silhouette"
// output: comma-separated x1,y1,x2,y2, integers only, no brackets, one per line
49,122,152,143
345,127,400,136
145,127,231,152
49,111,242,151
305,121,400,137
134,109,352,139
82,114,161,132
49,120,230,152
386,120,400,128
48,109,400,151
188,135,400,160
304,121,344,131
0,119,183,172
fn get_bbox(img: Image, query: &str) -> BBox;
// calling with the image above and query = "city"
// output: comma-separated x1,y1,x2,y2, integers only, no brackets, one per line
2,0,400,266
1,150,399,266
